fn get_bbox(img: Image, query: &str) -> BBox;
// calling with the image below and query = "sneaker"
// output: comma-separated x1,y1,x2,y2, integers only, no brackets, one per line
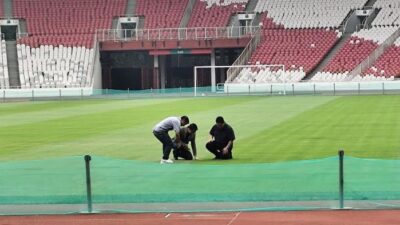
160,159,174,164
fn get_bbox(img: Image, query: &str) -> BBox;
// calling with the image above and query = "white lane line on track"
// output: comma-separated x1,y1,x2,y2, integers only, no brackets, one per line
227,212,241,225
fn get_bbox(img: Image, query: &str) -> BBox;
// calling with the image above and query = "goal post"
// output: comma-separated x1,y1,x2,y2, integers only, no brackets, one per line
194,64,286,97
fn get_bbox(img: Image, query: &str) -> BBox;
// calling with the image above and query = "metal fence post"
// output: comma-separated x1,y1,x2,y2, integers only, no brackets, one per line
382,82,385,95
333,83,336,96
292,84,295,95
339,150,344,209
84,155,93,213
313,83,316,95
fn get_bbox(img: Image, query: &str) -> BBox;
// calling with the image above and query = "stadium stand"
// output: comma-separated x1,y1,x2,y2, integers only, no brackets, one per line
372,0,400,27
202,0,249,8
249,29,340,74
231,29,339,83
135,0,188,29
17,45,94,88
232,13,341,83
187,0,248,28
13,0,126,88
257,12,284,30
358,36,400,80
232,67,305,84
1,0,399,89
312,27,399,82
0,39,9,89
233,29,341,84
230,0,375,83
14,0,125,44
254,0,368,29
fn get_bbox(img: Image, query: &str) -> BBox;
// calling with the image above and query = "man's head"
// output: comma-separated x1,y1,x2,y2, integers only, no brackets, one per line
187,123,198,134
216,116,225,128
181,116,189,126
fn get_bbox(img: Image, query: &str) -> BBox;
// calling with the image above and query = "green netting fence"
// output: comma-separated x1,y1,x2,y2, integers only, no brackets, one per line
4,82,400,101
0,152,399,215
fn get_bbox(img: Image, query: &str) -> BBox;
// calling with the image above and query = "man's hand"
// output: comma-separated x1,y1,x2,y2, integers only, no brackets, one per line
222,147,229,155
181,144,190,151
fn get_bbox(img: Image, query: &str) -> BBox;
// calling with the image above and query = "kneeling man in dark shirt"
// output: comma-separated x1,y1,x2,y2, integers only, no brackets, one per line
206,116,235,160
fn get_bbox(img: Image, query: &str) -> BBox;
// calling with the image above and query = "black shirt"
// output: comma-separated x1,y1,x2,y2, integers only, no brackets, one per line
209,123,235,145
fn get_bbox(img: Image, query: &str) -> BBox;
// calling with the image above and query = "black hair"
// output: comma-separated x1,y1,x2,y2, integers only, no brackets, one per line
181,116,189,124
216,116,224,124
188,123,198,132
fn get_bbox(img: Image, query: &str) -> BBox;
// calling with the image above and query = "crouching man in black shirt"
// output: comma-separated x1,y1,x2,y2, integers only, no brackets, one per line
206,116,235,160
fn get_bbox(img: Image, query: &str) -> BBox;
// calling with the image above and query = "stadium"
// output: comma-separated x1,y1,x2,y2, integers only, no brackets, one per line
0,0,400,224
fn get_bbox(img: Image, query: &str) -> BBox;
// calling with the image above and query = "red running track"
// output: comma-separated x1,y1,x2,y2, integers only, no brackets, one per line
1,210,400,225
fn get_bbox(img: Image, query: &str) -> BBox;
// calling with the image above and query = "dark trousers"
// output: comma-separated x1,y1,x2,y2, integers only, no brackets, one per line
206,141,233,160
153,131,175,160
173,146,193,160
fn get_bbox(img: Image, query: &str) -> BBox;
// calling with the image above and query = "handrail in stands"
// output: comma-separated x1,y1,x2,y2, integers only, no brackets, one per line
96,26,259,42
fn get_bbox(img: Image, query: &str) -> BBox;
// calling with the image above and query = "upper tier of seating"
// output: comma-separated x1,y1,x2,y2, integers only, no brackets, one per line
258,12,284,29
14,0,126,46
372,0,400,26
188,0,247,28
135,0,188,29
254,0,368,29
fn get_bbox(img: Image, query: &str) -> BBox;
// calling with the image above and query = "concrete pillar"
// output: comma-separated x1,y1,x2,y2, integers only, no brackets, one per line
160,56,166,89
220,68,225,82
211,49,216,92
153,56,159,89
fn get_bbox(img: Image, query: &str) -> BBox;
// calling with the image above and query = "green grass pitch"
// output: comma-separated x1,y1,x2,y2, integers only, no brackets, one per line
0,95,399,163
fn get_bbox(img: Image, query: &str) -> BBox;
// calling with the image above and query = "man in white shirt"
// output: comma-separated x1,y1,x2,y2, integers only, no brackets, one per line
153,116,189,164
